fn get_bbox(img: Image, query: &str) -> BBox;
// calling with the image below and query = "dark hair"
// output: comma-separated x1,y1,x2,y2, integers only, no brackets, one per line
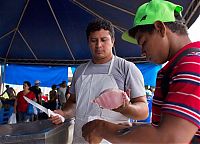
24,81,31,87
129,11,188,38
86,19,115,40
51,84,57,89
62,81,66,84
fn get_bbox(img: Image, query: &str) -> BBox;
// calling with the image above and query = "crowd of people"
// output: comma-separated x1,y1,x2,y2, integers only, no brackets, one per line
0,80,71,123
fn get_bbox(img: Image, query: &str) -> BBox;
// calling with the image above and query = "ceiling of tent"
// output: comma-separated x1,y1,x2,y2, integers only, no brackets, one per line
0,0,199,65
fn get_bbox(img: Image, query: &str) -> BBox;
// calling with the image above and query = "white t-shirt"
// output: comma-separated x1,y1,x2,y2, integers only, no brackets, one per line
70,56,145,99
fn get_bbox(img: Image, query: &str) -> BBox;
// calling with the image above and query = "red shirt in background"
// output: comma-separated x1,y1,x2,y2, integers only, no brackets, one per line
17,91,36,113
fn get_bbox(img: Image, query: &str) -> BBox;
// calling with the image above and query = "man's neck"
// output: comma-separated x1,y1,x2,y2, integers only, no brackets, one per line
168,35,191,60
92,55,113,64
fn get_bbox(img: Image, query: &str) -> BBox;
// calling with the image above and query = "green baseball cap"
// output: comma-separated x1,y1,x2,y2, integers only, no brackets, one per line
122,0,183,44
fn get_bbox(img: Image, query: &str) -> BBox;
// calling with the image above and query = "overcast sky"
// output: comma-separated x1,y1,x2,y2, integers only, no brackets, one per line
188,15,200,42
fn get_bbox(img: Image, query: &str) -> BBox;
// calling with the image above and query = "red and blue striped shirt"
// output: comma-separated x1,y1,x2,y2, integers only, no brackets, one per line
152,41,200,142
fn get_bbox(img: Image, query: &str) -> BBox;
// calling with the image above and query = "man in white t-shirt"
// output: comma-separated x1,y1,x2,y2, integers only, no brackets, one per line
51,19,148,144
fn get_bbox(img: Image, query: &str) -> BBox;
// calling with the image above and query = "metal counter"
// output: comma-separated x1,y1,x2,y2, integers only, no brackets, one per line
0,119,74,144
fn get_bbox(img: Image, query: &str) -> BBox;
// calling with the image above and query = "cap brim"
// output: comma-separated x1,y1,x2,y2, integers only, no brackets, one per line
122,30,138,44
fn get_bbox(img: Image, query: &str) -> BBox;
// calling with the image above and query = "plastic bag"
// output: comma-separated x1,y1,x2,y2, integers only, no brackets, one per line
8,113,17,124
33,106,38,115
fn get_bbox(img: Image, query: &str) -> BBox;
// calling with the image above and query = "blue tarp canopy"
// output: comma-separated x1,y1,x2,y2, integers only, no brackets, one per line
0,0,199,65
4,63,161,87
4,64,68,87
0,0,198,88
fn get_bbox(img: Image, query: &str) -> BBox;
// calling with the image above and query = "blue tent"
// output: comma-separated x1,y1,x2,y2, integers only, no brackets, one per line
4,64,68,87
0,0,198,89
4,63,161,87
0,0,199,65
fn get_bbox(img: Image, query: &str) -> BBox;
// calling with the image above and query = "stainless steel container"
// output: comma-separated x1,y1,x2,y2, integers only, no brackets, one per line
0,119,74,144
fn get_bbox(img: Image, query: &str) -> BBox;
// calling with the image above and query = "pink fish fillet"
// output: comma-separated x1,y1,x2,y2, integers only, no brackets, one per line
93,88,130,109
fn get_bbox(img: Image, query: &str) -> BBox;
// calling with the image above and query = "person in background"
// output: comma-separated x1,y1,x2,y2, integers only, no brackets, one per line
14,81,36,123
65,85,71,100
57,81,67,109
30,80,42,120
82,0,200,143
145,85,152,99
150,86,155,97
49,84,58,111
0,85,16,100
51,19,148,143
30,80,42,104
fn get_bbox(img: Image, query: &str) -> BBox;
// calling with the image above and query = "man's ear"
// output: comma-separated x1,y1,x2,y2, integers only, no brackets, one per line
154,21,166,37
111,37,115,44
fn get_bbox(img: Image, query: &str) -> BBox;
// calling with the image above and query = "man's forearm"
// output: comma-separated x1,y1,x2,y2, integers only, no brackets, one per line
62,99,76,118
98,121,132,143
120,100,148,120
99,121,158,143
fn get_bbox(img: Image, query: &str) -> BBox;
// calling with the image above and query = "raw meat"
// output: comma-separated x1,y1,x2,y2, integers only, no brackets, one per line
93,88,130,109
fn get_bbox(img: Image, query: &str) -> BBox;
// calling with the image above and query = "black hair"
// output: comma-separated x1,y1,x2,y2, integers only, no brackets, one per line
129,11,188,38
86,19,115,40
51,84,57,89
164,13,188,35
24,81,31,87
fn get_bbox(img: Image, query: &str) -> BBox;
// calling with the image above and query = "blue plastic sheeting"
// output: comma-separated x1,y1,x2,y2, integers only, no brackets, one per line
5,64,68,87
136,63,162,87
4,63,161,87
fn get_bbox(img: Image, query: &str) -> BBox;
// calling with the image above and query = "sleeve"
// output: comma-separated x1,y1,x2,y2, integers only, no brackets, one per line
69,63,86,95
30,92,36,100
69,73,76,95
125,62,146,98
39,88,42,94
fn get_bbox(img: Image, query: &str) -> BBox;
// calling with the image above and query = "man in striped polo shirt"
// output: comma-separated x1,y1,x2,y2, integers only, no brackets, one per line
82,0,200,143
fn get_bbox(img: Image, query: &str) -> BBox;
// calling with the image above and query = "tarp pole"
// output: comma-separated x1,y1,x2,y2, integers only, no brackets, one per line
0,61,6,94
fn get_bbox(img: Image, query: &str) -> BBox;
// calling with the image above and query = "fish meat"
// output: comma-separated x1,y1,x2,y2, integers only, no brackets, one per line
93,88,130,109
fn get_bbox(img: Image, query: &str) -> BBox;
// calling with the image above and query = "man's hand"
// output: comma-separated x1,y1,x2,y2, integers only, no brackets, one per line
82,120,104,144
82,120,131,144
112,100,130,113
50,109,65,124
113,88,131,113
